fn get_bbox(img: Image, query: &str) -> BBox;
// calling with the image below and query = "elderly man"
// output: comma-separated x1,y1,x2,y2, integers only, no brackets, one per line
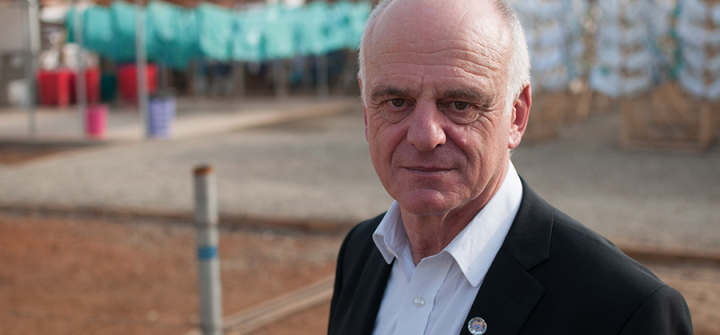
328,0,693,334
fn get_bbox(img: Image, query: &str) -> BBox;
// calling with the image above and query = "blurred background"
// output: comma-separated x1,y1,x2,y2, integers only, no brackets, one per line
0,0,719,334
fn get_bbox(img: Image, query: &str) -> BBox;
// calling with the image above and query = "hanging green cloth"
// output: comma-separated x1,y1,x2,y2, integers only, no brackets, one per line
110,1,138,62
148,1,178,44
82,6,114,60
347,1,371,49
263,4,296,60
232,7,266,62
325,0,352,52
297,1,329,56
65,6,75,43
147,1,197,69
108,1,158,62
196,2,234,61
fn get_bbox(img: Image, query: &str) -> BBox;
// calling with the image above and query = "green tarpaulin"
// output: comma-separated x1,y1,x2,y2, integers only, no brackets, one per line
67,1,371,64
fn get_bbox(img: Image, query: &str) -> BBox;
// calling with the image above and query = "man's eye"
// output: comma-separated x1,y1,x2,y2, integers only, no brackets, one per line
390,99,405,108
453,101,469,110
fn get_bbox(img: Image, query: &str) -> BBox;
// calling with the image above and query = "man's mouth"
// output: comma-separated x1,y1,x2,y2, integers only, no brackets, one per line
403,166,452,174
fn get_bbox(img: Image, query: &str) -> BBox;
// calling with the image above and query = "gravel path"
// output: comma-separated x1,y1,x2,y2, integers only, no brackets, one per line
0,105,718,253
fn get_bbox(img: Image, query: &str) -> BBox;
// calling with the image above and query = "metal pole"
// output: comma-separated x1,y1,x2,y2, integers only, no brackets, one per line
24,0,40,140
232,61,245,98
316,53,329,100
73,1,87,138
135,0,149,138
193,165,223,335
158,63,168,94
273,59,287,100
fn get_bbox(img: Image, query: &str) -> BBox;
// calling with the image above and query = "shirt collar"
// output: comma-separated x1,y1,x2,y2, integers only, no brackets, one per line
373,161,523,287
373,200,406,265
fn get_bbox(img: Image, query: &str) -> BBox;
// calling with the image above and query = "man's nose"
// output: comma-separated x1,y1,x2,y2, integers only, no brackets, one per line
406,101,447,152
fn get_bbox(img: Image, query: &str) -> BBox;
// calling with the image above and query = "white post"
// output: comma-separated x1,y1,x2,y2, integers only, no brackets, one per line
193,165,223,335
24,0,40,139
135,0,149,137
73,1,87,138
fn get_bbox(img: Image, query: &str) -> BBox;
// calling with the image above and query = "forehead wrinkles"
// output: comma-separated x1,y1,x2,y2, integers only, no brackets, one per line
366,39,506,83
362,2,512,102
365,5,510,80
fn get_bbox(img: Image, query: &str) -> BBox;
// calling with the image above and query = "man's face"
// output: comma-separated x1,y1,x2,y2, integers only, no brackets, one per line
362,0,525,217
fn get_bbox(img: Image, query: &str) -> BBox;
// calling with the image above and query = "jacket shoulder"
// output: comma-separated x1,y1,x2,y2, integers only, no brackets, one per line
543,207,665,296
528,207,692,333
328,213,389,335
340,212,385,265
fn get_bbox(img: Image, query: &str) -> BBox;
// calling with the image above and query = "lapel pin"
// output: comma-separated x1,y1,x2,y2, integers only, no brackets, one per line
468,317,487,335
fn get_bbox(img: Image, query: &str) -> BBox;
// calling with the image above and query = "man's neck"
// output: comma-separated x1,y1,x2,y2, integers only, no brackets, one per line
400,165,509,265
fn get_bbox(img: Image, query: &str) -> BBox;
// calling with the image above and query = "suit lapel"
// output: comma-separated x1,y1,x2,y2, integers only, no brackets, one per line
348,248,392,335
459,249,545,335
459,181,553,335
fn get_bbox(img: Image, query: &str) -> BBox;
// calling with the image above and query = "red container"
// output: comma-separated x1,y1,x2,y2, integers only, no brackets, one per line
118,64,157,104
85,104,108,139
70,67,102,104
37,69,73,107
85,68,101,104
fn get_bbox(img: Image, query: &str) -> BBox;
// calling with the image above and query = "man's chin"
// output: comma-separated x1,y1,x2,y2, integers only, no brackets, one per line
396,192,460,217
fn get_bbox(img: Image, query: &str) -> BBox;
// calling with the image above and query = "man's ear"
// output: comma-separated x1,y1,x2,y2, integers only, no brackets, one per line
508,84,532,149
359,78,370,142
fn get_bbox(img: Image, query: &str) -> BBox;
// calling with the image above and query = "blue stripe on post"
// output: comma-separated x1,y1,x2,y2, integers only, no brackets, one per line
197,246,218,260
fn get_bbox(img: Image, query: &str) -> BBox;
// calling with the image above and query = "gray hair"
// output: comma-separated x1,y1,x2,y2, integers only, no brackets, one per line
358,0,531,114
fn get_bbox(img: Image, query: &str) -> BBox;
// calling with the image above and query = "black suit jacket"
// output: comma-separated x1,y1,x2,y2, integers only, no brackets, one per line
328,181,693,335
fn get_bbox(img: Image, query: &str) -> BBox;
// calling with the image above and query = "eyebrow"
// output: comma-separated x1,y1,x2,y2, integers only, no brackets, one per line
370,86,412,101
442,88,492,103
369,86,495,104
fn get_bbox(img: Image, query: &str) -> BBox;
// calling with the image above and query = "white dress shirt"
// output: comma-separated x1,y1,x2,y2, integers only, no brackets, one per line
371,161,523,335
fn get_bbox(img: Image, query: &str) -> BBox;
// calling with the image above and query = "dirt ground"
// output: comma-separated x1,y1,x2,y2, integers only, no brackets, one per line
1,211,718,335
0,211,342,335
0,142,95,165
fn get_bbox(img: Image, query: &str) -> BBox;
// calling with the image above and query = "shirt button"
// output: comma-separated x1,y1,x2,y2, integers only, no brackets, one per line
413,297,425,308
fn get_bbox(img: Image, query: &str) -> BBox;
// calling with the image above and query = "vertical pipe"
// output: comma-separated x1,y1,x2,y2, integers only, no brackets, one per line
302,56,312,93
25,0,40,140
273,59,287,100
316,53,329,100
135,0,149,137
233,61,245,98
193,165,223,335
158,63,168,94
73,1,87,138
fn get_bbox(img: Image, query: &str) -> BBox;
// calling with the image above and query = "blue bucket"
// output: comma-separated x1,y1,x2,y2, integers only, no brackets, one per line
147,95,176,138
